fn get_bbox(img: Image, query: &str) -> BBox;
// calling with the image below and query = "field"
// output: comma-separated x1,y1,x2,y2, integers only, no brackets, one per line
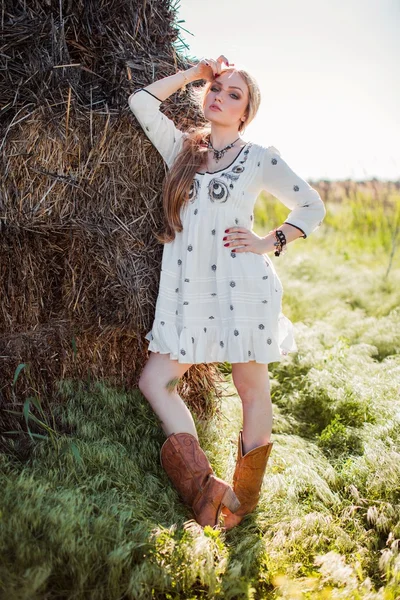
1,181,400,599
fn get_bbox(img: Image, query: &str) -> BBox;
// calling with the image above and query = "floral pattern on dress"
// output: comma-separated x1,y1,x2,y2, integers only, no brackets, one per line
208,179,230,203
221,143,253,191
221,164,245,183
207,144,253,203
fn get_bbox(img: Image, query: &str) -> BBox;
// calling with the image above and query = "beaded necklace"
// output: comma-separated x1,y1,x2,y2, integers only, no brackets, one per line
207,136,240,162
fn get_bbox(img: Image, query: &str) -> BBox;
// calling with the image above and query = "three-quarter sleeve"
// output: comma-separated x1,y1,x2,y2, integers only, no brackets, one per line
261,145,326,238
128,88,185,169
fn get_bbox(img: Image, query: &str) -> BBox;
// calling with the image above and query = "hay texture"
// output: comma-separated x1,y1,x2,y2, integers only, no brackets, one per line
0,0,225,444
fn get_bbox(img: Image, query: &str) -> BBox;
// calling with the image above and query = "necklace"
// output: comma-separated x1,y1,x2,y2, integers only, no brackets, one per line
207,136,240,162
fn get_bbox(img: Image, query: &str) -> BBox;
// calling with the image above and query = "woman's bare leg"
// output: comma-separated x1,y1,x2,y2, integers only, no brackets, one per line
231,361,272,454
138,351,198,439
221,361,273,530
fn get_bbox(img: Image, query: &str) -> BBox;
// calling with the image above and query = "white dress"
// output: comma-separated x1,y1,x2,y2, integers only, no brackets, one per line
129,89,326,364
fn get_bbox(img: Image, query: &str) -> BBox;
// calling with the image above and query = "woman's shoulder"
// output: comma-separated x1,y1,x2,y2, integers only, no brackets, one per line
245,142,282,169
249,141,281,156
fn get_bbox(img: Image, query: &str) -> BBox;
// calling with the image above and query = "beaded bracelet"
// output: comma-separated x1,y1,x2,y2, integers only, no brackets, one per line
269,228,287,257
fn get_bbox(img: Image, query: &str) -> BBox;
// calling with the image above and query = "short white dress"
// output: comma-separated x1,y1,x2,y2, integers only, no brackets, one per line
129,89,326,364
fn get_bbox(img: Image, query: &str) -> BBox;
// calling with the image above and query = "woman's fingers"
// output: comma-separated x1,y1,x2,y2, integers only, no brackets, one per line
204,55,234,77
202,58,215,75
217,55,230,68
210,58,219,76
215,56,228,74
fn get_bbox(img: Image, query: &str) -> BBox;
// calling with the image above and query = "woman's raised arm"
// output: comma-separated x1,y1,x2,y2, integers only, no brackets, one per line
136,67,199,102
139,55,231,101
128,57,233,168
128,67,201,168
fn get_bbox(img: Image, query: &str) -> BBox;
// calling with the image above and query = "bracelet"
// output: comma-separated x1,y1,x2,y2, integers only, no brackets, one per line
269,228,287,257
178,70,189,86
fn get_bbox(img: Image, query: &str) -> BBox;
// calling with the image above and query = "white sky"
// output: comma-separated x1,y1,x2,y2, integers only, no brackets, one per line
176,0,399,181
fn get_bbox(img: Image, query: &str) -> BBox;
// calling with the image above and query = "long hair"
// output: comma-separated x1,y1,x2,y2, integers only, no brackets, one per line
154,67,261,244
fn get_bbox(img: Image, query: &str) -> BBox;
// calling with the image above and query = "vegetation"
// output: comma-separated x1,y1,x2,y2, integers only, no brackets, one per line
1,181,400,599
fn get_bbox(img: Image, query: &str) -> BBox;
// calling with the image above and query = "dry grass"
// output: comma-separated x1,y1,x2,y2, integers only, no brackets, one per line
0,0,220,454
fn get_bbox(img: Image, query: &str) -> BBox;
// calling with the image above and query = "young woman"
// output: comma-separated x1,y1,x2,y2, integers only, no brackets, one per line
129,55,326,530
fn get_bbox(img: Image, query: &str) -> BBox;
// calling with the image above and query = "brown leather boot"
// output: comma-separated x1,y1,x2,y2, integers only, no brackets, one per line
160,432,241,528
221,429,273,530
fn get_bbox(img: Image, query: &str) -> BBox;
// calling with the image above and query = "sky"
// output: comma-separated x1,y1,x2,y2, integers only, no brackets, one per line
176,0,399,181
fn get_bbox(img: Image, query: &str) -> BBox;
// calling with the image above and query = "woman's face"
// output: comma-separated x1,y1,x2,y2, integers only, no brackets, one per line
203,70,249,129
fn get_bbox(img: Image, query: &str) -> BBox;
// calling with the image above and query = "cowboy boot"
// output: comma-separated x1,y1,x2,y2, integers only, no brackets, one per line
160,432,241,528
221,429,273,530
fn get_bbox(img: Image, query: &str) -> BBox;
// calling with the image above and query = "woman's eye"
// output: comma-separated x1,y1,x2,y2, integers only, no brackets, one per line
210,86,239,100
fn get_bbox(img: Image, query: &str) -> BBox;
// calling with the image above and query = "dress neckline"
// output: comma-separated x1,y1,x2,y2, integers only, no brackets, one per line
196,141,251,175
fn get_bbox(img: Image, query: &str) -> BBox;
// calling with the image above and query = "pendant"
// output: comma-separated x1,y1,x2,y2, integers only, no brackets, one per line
207,138,238,163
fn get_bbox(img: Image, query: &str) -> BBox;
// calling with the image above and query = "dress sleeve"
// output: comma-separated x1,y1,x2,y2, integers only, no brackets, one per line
261,145,326,238
128,88,185,169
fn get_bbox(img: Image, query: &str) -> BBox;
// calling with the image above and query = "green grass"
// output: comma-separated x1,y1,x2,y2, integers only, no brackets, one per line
1,187,400,599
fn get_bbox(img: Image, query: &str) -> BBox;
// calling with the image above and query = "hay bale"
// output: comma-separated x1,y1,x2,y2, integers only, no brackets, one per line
0,0,225,449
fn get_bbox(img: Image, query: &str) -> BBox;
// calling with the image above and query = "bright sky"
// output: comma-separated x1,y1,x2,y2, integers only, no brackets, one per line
176,0,399,181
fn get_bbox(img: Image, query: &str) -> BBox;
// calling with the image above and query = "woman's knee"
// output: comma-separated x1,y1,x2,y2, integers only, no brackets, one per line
138,360,162,396
232,362,270,403
138,351,192,395
138,353,159,394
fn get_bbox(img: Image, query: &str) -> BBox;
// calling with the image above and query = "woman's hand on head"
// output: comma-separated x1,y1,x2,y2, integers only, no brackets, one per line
191,55,234,81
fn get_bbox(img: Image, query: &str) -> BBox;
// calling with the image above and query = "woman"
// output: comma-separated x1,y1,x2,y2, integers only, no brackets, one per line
129,55,326,530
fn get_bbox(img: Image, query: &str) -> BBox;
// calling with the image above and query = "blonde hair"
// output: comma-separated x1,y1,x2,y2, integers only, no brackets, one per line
154,67,261,244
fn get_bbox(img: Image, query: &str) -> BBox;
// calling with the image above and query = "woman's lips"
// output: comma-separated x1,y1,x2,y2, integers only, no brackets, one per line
209,104,222,111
